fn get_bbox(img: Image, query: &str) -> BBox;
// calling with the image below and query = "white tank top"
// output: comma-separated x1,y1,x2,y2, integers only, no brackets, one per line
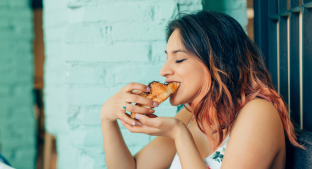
170,116,230,169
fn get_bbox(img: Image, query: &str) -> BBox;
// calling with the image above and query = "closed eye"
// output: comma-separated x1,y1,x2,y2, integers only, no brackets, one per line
176,59,186,63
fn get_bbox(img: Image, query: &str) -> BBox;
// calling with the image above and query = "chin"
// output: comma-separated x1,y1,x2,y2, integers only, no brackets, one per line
169,94,188,106
169,93,180,106
169,98,180,106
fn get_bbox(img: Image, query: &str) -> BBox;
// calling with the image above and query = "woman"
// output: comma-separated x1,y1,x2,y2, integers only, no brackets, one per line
101,10,304,169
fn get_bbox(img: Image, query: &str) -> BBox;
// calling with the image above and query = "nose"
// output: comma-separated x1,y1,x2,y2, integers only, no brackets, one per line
160,61,174,77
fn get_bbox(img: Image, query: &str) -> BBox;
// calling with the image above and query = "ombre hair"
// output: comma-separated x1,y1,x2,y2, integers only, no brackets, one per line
166,10,304,150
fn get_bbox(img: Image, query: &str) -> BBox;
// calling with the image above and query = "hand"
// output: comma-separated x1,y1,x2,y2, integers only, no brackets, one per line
100,82,159,126
120,114,186,140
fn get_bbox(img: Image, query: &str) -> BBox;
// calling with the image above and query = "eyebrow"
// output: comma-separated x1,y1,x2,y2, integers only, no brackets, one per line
165,50,186,54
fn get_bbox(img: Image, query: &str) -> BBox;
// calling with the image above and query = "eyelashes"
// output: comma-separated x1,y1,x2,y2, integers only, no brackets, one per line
175,59,186,63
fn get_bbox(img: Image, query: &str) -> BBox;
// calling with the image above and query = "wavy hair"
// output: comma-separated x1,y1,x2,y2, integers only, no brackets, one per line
166,10,304,150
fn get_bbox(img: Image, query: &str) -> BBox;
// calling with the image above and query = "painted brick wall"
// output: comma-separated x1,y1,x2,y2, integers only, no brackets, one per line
0,0,36,168
65,1,202,168
42,0,79,168
44,0,247,168
43,0,201,168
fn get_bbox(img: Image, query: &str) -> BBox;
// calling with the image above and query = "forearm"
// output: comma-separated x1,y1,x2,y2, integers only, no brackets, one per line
174,124,207,169
101,119,135,169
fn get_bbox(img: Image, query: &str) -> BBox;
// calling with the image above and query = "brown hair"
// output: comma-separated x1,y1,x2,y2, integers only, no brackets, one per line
166,10,304,150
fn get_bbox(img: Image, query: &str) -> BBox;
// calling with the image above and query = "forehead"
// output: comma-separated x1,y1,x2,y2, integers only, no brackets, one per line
166,29,186,52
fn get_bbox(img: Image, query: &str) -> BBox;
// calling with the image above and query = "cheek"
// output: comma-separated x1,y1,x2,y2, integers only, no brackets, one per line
177,65,196,80
177,65,188,76
190,74,204,94
179,67,203,92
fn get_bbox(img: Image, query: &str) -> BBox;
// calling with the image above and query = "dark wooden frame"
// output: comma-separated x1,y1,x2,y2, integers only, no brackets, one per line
254,0,312,132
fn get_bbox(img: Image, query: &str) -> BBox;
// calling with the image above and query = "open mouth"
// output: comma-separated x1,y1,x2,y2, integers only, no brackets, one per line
164,81,181,96
164,81,181,85
172,83,181,94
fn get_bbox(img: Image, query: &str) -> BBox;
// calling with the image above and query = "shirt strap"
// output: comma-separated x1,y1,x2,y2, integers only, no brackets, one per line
187,115,195,128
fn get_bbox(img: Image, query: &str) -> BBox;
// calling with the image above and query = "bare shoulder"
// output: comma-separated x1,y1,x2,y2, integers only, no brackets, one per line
232,98,284,136
221,98,285,169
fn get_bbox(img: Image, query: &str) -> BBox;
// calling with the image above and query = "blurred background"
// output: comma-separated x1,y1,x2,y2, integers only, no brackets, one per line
0,0,311,168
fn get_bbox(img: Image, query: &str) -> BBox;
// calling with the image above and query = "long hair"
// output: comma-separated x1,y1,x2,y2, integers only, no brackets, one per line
166,10,304,150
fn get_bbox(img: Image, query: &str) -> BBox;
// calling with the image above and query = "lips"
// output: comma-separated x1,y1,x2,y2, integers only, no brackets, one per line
165,81,181,84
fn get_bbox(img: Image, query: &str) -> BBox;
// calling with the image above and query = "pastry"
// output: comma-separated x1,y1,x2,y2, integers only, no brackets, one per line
131,81,180,118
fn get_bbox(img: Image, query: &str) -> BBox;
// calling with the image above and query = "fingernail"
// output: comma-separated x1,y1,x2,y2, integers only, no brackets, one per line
135,113,141,120
153,102,159,107
149,109,155,113
147,87,151,92
137,122,143,126
131,121,135,126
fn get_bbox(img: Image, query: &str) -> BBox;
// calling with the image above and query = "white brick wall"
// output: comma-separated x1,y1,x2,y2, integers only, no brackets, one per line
44,0,202,168
43,0,79,168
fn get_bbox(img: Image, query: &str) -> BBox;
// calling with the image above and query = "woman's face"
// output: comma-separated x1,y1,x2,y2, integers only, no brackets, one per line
160,29,206,106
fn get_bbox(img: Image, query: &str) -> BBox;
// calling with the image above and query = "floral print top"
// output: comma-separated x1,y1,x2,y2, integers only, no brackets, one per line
170,116,230,169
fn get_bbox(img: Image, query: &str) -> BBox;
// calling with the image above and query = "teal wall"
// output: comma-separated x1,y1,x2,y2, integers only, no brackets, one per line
0,0,36,168
43,0,202,168
203,0,248,31
43,0,246,169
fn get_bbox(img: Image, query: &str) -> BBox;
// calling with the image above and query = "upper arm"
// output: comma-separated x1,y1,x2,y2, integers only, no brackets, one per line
134,107,193,169
221,98,285,169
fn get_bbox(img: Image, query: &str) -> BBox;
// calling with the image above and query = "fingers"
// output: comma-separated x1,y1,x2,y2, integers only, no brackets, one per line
132,90,143,95
135,114,162,128
119,113,143,126
124,103,155,114
123,82,151,93
124,93,159,108
146,114,158,118
120,118,159,135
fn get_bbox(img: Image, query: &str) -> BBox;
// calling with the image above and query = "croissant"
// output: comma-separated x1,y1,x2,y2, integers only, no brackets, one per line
131,81,180,118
